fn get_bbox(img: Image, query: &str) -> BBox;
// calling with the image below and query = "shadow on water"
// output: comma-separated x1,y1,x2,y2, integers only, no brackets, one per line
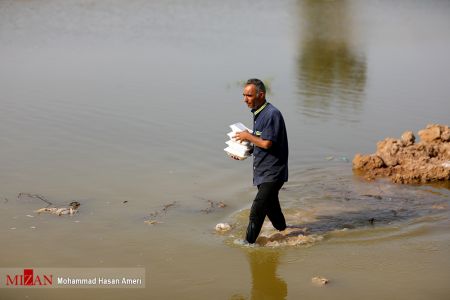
230,250,287,300
287,207,418,236
296,0,367,122
282,175,450,238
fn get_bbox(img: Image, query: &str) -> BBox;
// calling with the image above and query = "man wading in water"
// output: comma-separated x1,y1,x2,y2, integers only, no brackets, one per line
232,78,289,244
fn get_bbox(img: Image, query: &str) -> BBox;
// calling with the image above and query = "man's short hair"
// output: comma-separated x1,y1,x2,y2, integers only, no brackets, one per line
246,78,266,95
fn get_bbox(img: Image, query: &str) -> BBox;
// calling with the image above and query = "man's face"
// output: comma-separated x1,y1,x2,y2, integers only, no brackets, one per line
243,84,264,109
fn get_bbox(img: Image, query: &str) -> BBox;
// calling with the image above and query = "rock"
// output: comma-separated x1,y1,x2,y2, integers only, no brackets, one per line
419,124,441,143
401,131,415,146
441,126,450,142
215,223,231,232
352,154,384,170
352,153,365,169
376,138,401,167
443,144,450,157
312,276,329,286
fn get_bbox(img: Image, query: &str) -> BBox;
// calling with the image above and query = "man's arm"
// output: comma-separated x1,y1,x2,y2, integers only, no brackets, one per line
234,131,272,149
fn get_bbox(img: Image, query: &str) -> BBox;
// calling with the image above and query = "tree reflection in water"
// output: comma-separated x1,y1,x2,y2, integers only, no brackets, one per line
297,0,367,122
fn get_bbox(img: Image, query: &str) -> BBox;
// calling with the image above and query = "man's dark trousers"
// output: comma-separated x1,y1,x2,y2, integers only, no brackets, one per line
246,181,287,243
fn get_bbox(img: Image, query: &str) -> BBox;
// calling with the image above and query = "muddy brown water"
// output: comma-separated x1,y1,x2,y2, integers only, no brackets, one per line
1,1,450,299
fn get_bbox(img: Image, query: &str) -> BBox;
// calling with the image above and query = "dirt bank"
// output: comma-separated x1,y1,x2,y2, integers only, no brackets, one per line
353,124,450,184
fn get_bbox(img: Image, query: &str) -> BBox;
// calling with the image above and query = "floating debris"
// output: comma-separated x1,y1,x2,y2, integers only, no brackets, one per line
324,156,349,163
431,203,448,210
25,215,34,218
30,226,36,229
35,201,80,216
362,194,382,200
144,220,161,225
339,156,350,162
312,276,329,286
162,202,176,212
145,201,176,224
200,198,227,214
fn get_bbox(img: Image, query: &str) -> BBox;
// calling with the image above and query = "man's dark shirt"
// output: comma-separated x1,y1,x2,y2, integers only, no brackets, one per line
251,102,289,186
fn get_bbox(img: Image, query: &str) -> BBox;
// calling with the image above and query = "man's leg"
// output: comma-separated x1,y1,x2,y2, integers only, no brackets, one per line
246,182,284,243
245,184,269,243
266,181,286,231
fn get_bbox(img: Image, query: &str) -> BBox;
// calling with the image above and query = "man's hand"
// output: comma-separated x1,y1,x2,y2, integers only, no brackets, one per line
234,131,272,150
229,154,242,160
234,130,251,143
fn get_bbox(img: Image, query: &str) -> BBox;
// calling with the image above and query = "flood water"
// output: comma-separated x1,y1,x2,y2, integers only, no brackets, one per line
1,0,450,299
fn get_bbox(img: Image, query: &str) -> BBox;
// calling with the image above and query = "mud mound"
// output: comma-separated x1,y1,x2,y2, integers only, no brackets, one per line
353,124,450,183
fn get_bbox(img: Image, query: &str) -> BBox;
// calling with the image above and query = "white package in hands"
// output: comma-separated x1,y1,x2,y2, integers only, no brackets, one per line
224,123,253,160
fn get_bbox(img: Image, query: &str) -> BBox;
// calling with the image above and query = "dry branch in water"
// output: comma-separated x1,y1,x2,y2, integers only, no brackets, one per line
17,193,52,206
145,201,177,224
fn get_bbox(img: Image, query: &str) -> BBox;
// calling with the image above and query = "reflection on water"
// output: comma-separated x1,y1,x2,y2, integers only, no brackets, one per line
296,0,366,122
230,250,287,300
248,250,287,300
